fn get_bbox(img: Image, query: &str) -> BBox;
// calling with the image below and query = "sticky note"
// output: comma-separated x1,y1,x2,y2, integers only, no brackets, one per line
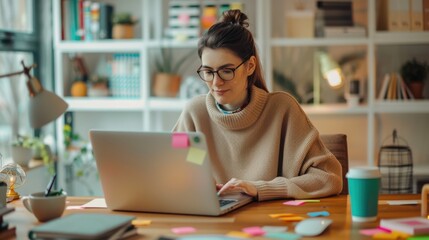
283,200,305,206
359,228,390,236
226,231,250,238
307,211,330,217
372,232,401,240
242,226,265,236
186,147,206,165
171,226,196,234
132,219,151,227
269,213,296,218
301,199,321,203
264,232,301,240
261,226,288,233
172,133,189,148
278,216,305,222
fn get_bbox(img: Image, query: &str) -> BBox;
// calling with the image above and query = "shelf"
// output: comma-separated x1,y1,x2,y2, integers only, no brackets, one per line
270,37,369,47
148,98,188,111
65,97,145,111
374,32,429,45
147,39,199,48
56,40,145,52
374,101,429,113
302,104,369,115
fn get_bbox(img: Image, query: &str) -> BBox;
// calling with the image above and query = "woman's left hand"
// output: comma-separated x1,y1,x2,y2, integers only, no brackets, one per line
217,178,257,197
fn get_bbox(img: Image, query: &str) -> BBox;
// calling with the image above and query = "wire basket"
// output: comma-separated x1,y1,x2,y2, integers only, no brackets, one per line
378,129,413,194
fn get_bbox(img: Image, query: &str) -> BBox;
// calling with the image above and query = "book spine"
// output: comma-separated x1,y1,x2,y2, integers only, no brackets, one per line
99,3,114,39
83,0,92,41
411,0,424,31
424,0,429,30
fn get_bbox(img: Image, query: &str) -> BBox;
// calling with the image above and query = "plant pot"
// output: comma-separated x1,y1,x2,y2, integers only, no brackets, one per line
408,82,424,99
11,146,32,166
112,24,134,39
153,73,181,97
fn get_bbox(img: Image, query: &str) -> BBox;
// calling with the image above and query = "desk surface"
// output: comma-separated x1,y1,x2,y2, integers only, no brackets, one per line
5,194,424,239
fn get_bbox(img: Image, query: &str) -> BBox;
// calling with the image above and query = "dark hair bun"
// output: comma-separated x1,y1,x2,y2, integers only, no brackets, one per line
220,9,249,28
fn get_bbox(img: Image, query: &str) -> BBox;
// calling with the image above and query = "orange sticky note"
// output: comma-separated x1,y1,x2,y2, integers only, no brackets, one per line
186,147,206,165
269,213,297,218
132,219,151,227
172,133,189,148
226,231,251,238
278,216,305,222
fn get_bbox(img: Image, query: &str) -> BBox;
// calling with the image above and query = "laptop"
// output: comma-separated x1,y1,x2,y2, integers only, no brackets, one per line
89,130,253,216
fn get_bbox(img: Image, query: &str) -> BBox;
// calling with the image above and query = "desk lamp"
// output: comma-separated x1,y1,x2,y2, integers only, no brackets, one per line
0,60,68,129
313,51,344,104
0,162,26,200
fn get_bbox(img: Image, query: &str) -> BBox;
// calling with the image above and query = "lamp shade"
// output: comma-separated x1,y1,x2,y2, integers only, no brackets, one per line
29,90,68,129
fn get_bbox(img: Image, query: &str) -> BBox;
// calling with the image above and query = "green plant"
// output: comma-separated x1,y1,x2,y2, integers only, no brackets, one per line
400,58,429,83
155,48,195,74
12,135,55,175
112,13,137,25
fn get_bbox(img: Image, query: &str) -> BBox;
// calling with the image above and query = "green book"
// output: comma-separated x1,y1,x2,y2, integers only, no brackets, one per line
28,213,135,240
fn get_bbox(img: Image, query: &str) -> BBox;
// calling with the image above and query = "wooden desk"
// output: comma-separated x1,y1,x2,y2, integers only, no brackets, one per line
5,194,423,239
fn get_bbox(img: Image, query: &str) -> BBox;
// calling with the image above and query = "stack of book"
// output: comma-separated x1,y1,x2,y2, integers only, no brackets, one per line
0,207,16,239
316,0,367,38
61,0,114,41
165,0,201,41
378,73,414,101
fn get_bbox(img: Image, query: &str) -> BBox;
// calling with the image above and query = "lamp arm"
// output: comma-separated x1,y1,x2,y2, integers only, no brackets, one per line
0,60,43,97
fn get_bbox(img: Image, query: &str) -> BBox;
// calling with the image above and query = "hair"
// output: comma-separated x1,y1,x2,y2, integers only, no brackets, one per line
197,9,268,92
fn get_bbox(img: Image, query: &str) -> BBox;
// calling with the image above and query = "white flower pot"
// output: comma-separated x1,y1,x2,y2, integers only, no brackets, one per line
11,146,32,166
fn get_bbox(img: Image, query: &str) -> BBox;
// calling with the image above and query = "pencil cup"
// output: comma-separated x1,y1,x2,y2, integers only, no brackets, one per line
22,191,67,222
346,166,381,222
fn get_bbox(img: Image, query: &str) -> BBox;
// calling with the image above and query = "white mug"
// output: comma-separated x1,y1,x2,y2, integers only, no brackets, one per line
22,191,66,222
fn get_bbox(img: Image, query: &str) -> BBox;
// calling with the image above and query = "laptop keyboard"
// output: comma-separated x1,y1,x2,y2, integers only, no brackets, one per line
219,199,237,207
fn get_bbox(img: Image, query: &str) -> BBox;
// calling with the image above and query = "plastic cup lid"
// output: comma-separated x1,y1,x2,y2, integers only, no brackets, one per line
346,166,381,179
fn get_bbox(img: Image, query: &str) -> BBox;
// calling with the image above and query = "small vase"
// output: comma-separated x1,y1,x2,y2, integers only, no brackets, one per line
112,24,134,39
153,73,181,97
408,82,424,99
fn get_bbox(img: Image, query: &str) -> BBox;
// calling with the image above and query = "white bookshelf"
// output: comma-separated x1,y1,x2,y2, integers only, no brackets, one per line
52,0,429,195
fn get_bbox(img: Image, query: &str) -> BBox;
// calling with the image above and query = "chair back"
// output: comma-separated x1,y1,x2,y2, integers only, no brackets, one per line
320,134,349,195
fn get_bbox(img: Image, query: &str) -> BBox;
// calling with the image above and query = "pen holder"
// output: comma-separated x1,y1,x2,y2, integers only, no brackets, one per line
422,184,429,218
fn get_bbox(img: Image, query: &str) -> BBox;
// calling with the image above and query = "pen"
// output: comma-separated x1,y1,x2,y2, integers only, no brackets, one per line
45,174,57,197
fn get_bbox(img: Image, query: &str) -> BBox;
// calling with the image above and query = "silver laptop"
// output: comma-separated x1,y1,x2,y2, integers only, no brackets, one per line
89,130,253,216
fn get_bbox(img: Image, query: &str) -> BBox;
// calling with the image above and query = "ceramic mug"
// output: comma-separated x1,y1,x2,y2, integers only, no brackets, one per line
22,191,66,222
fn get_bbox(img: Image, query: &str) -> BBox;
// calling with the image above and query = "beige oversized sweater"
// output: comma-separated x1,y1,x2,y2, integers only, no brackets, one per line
173,86,343,201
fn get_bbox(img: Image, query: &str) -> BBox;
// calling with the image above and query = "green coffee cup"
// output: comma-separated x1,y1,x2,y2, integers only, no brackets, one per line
346,166,381,222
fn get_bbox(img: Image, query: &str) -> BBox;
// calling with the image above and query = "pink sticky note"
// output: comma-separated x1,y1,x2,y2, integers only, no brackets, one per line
283,200,305,206
242,226,265,236
172,133,190,148
171,226,196,234
359,228,390,236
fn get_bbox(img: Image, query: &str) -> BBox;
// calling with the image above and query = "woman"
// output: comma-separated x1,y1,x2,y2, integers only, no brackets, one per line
173,9,342,201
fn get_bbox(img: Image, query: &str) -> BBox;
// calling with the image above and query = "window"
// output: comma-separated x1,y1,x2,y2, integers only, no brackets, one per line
0,0,39,159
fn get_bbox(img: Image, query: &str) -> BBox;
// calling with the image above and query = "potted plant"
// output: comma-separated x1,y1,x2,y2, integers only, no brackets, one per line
88,75,109,97
400,58,429,99
11,136,33,167
152,48,195,97
112,13,137,39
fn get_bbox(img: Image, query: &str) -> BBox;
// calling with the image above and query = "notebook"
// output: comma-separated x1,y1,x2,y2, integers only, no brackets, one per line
89,130,253,216
28,213,136,240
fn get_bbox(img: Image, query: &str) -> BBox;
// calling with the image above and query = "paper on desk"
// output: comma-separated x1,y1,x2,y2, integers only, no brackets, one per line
378,200,421,205
81,198,107,208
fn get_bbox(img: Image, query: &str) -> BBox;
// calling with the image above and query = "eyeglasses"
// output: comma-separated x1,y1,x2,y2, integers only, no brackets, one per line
197,57,249,82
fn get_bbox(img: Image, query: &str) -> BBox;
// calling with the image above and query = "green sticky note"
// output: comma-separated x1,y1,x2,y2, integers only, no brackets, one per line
186,147,206,165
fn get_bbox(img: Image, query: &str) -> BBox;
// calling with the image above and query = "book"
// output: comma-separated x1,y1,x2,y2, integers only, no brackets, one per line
378,73,391,100
380,217,429,235
28,213,135,240
411,0,424,31
0,207,16,239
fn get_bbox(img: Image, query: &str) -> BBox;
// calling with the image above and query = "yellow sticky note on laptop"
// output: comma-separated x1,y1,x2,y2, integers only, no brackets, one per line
186,147,206,165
